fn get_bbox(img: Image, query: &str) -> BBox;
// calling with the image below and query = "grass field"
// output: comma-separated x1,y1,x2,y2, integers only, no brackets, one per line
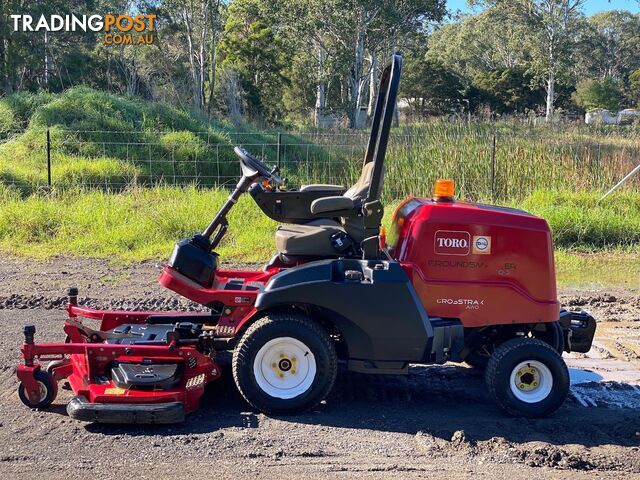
0,185,638,287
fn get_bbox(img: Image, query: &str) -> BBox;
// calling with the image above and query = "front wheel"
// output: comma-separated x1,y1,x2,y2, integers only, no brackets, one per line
232,312,337,414
485,338,569,418
18,370,58,409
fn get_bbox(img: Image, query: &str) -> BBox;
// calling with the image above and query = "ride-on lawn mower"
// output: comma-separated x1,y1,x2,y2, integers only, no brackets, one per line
17,55,596,423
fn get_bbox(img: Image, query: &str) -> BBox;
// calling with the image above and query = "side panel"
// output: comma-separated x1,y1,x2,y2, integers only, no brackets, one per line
390,199,560,327
255,259,433,362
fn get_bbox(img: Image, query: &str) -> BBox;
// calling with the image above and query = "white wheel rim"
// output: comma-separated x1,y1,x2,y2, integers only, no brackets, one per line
509,360,553,403
253,337,317,400
38,381,49,402
29,380,47,404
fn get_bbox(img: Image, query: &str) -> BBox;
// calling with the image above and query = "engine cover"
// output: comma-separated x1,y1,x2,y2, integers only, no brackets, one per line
111,363,182,390
388,198,559,328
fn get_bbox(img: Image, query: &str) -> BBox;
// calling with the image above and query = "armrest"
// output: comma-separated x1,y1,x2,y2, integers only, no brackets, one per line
300,184,345,192
310,196,354,215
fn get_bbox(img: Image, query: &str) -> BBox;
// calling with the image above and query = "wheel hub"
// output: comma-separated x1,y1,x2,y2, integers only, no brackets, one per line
278,358,293,372
509,360,553,403
515,366,540,392
254,337,316,399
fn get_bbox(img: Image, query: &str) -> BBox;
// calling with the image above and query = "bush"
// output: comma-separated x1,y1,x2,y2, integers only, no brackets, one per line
573,78,623,112
0,102,15,136
0,87,239,193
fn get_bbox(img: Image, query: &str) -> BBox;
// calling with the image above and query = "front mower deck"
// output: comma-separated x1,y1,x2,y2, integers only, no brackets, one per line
16,293,233,424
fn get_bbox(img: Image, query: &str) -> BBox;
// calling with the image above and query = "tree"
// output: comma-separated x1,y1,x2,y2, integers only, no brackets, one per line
401,55,464,117
573,77,623,111
163,0,223,113
287,0,446,128
479,0,586,121
574,11,640,108
427,10,530,81
585,11,640,81
629,68,640,107
217,0,289,122
473,67,544,114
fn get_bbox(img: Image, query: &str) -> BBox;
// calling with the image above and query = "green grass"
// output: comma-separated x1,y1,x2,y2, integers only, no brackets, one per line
555,250,640,289
515,190,640,249
0,185,278,263
0,88,239,194
0,186,637,289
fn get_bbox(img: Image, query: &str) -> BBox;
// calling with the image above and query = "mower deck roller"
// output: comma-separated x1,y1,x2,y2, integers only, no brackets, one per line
67,397,185,424
16,54,596,423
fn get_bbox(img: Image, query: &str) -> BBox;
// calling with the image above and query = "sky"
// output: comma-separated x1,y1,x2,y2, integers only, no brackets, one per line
447,0,640,16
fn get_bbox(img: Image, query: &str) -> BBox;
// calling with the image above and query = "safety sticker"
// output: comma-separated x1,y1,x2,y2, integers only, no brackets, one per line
472,235,491,255
104,387,126,395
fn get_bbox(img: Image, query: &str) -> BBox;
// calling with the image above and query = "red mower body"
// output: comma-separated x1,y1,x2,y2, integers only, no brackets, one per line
388,197,559,328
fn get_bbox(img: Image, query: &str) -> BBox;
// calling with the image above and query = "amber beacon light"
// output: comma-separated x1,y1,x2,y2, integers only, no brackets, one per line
433,179,455,201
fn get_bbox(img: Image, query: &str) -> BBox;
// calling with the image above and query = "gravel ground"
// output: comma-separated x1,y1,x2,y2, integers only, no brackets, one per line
0,256,639,479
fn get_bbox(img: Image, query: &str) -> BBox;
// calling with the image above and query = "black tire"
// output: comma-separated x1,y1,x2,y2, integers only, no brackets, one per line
18,370,58,409
232,312,337,414
485,338,569,418
533,321,564,354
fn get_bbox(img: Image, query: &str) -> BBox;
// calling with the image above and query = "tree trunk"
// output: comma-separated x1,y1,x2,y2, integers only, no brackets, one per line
183,6,202,113
314,41,326,127
223,71,242,124
207,16,217,115
367,48,378,120
4,36,13,94
545,71,555,121
0,27,5,95
349,27,366,128
199,31,206,111
43,31,50,90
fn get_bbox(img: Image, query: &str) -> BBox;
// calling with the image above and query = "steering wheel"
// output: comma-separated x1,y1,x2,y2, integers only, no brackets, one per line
233,146,284,185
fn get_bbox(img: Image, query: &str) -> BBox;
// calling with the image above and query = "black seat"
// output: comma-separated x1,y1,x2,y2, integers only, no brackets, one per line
275,163,377,256
275,54,402,259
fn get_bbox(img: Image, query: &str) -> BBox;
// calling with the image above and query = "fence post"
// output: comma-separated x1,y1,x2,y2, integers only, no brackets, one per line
46,128,52,188
276,132,282,170
490,132,496,202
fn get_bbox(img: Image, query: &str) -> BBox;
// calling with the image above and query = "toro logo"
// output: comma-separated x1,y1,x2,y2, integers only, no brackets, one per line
434,230,471,256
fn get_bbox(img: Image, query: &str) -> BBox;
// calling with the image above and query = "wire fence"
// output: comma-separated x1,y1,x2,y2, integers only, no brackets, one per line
1,127,639,201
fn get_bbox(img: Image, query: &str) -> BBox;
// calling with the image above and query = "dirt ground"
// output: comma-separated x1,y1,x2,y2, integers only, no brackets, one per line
0,256,638,479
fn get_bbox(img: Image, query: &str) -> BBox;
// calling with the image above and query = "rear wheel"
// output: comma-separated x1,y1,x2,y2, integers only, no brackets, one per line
232,312,337,414
485,338,569,418
18,370,58,409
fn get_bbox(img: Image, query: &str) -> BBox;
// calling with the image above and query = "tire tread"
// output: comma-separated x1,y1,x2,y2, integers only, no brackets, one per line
232,312,337,414
485,337,568,417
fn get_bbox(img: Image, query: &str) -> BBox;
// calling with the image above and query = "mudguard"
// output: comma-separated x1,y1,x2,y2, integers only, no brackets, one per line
255,259,435,363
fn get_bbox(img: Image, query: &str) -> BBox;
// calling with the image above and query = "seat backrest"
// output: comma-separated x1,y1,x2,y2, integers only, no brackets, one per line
340,54,401,242
362,54,402,203
341,162,383,241
344,162,374,201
